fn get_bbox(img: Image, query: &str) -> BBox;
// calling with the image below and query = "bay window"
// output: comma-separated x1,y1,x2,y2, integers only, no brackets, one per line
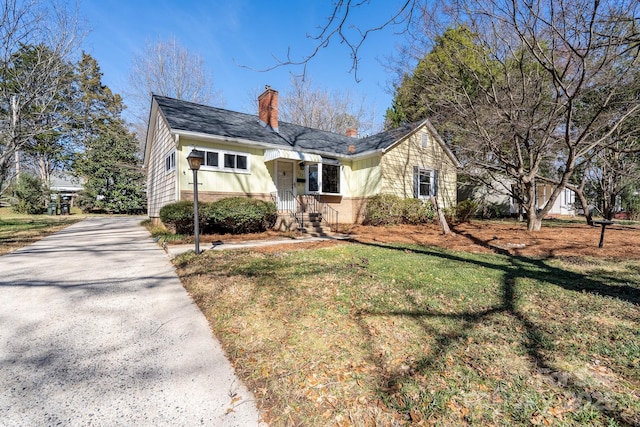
306,159,341,194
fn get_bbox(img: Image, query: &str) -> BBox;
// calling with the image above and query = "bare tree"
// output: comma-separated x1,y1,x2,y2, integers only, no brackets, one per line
385,0,640,231
127,36,223,140
254,1,640,231
253,1,418,81
279,75,378,135
0,0,82,195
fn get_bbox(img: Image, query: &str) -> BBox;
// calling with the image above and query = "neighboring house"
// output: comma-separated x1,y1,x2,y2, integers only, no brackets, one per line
509,184,577,217
460,176,577,218
144,87,460,227
531,184,576,217
49,172,84,206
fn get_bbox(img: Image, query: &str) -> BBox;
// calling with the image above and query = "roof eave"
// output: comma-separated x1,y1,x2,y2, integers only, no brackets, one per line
173,129,355,160
143,97,159,168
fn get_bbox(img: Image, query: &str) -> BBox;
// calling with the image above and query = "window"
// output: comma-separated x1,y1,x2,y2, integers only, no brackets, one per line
322,164,340,194
421,133,430,148
165,151,176,173
223,153,248,170
205,151,218,167
308,164,319,192
413,167,438,199
306,160,341,195
198,148,249,173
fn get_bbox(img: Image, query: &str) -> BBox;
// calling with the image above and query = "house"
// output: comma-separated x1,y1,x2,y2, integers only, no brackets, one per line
459,177,577,218
143,87,460,228
49,171,84,206
530,184,576,217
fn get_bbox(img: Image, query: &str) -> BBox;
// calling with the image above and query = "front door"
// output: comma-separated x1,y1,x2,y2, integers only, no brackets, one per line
276,161,295,211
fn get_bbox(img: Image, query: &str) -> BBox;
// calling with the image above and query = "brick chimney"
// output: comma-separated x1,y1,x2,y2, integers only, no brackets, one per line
258,85,279,132
346,127,357,137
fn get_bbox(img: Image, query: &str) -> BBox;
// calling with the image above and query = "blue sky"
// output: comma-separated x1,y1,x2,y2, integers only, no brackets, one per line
80,1,410,129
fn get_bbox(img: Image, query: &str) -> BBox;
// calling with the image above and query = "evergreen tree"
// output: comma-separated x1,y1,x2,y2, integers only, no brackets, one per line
72,54,145,214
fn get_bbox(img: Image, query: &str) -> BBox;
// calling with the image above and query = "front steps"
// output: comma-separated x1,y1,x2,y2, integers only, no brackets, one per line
296,212,334,236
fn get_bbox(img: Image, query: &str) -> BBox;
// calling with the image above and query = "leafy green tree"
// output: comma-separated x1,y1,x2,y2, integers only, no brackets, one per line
8,44,77,187
11,173,46,214
75,127,145,214
385,25,492,130
72,54,145,214
73,53,125,143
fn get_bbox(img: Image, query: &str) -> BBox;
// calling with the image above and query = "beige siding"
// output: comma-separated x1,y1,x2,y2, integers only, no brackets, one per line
343,156,382,198
380,127,457,208
147,112,177,218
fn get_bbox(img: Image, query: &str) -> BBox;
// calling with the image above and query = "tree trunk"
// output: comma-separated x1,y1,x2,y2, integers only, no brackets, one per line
431,196,451,235
574,187,593,226
527,212,542,231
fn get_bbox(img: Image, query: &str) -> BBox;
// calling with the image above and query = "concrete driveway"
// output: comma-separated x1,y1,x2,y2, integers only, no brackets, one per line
0,217,263,426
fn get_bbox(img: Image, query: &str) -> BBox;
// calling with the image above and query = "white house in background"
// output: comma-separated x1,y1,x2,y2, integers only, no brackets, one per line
510,184,577,217
50,172,84,205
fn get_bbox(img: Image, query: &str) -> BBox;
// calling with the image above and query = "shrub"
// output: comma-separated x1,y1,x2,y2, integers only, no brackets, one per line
204,197,277,234
456,200,478,223
159,201,205,235
443,207,457,224
478,202,509,219
12,174,46,214
624,194,640,221
363,194,404,225
402,198,436,224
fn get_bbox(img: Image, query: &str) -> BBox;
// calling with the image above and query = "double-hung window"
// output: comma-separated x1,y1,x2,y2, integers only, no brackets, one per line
413,167,438,199
306,158,341,194
165,151,176,173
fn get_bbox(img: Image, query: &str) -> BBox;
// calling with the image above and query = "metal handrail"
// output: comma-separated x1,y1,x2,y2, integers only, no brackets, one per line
301,194,339,232
272,190,304,229
272,191,339,232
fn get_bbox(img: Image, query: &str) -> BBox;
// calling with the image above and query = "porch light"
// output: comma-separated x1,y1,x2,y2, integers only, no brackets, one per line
187,149,204,254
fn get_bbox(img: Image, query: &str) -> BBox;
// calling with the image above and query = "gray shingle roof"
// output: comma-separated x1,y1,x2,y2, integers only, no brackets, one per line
153,95,423,157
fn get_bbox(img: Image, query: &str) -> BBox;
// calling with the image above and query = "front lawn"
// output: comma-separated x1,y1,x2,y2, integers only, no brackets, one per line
0,208,84,255
174,240,640,426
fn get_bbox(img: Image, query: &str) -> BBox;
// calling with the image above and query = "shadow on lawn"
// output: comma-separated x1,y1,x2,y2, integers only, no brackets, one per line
348,236,639,426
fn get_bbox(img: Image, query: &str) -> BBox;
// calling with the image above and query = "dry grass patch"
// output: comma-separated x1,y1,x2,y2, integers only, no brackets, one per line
0,211,83,255
175,241,640,426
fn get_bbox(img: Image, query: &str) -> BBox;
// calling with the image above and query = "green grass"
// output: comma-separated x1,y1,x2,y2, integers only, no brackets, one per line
175,241,640,426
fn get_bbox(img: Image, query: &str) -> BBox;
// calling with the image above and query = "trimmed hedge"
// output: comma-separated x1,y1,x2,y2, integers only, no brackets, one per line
159,200,204,235
203,197,277,234
160,197,277,235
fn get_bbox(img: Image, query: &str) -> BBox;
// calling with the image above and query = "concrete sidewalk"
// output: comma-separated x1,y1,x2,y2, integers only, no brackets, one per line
0,217,264,426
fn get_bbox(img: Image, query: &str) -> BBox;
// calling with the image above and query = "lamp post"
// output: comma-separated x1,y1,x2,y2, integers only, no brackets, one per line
187,149,204,254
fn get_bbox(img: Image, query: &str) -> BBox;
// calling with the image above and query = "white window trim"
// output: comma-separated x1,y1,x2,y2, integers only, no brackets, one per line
304,162,342,195
414,166,437,200
196,147,251,174
164,150,176,174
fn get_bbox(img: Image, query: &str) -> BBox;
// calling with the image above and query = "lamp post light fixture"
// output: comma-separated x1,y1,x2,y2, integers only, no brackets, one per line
187,149,205,254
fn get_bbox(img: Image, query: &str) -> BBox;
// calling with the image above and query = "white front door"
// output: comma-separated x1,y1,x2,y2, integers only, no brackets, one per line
276,161,295,211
